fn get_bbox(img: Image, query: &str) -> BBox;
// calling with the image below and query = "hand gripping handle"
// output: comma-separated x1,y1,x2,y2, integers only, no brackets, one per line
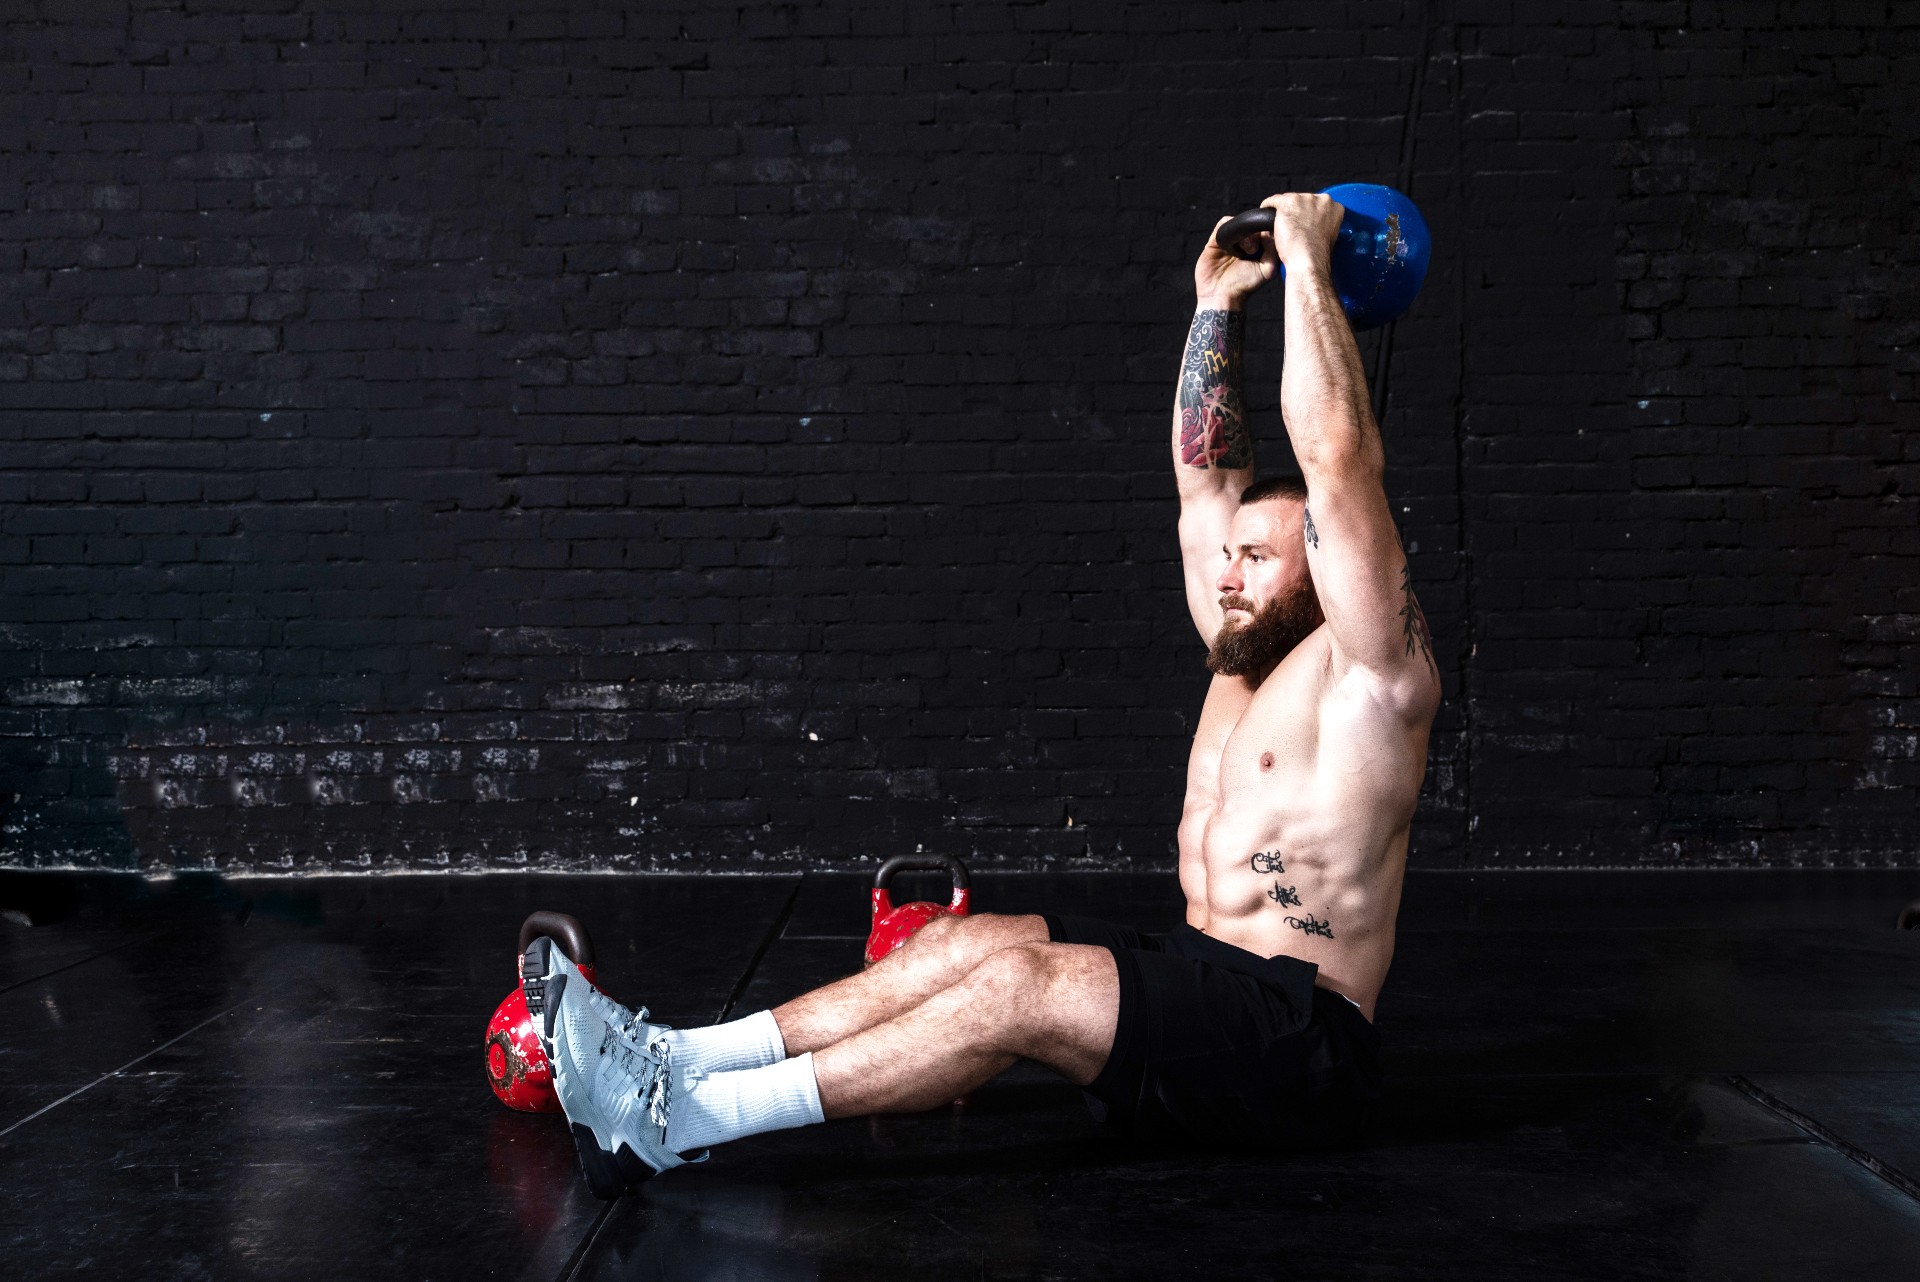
517,910,595,969
872,854,972,916
1214,207,1276,260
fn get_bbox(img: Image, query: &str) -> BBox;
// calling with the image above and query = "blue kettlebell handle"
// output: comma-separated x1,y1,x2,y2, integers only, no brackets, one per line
1214,206,1278,258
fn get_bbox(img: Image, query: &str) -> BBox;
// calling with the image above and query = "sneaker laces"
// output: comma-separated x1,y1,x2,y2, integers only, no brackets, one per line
642,1033,678,1131
615,1004,655,1040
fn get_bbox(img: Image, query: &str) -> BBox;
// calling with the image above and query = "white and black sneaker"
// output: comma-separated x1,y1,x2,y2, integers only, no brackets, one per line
521,935,700,1198
586,987,671,1055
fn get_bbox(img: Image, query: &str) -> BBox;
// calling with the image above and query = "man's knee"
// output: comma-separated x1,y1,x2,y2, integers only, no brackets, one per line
957,942,1116,1075
897,911,1045,964
901,911,968,953
955,942,1062,1026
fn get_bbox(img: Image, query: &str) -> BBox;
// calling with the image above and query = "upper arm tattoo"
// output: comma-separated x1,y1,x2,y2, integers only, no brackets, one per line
1399,563,1437,676
1303,506,1319,548
1177,310,1250,470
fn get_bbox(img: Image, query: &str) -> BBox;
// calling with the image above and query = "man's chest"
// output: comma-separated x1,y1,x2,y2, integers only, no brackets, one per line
1185,647,1326,805
1186,645,1418,822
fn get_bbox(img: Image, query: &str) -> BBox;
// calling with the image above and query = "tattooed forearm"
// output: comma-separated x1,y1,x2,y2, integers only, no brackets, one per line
1177,309,1251,470
1285,913,1336,939
1250,850,1285,875
1398,563,1437,677
1303,506,1319,548
1267,882,1302,906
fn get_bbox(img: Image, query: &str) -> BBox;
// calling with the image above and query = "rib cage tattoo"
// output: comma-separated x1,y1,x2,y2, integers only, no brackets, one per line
1285,913,1335,939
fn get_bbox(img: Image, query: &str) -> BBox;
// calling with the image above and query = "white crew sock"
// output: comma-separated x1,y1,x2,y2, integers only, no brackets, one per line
665,1052,825,1153
660,1009,787,1074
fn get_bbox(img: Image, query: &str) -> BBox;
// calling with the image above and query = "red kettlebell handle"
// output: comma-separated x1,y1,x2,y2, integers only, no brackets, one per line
871,854,972,918
518,910,595,970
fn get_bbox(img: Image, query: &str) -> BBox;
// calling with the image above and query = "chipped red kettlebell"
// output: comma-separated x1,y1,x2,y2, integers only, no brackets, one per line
484,910,597,1113
865,855,972,966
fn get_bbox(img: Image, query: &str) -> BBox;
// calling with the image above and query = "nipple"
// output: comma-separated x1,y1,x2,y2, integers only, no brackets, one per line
1260,752,1274,769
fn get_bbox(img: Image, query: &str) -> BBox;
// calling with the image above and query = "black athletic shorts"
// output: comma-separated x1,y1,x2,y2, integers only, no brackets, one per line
1043,913,1382,1150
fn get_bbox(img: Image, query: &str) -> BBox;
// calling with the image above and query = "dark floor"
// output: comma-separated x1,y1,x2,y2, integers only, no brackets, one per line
2,868,1918,1281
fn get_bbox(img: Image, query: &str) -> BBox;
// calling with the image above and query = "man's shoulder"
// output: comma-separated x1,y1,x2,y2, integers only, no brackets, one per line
1247,626,1437,740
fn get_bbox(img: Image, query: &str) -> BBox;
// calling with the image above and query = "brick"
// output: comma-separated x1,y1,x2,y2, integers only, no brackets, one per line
0,3,1909,873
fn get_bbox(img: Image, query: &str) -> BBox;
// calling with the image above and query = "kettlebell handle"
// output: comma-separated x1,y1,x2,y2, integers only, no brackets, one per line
1214,206,1276,258
518,910,594,969
872,854,971,914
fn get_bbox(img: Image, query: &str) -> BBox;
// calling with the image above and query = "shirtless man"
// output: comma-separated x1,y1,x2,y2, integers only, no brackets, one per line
521,192,1442,1198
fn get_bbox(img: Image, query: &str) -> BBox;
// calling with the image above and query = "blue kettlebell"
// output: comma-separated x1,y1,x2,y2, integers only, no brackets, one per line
1213,183,1431,331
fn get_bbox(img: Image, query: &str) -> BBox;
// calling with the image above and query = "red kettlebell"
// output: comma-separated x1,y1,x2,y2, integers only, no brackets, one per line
865,854,971,966
484,911,597,1113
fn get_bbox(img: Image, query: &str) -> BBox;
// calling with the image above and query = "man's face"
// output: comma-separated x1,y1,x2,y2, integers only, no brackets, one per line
1207,498,1322,677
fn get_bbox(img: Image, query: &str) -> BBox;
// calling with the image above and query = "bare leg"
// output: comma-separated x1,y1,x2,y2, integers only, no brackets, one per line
811,941,1119,1118
772,912,1049,1054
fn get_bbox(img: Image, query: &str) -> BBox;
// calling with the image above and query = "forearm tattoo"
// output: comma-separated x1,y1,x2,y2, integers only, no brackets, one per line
1285,912,1336,939
1398,563,1437,676
1178,309,1251,469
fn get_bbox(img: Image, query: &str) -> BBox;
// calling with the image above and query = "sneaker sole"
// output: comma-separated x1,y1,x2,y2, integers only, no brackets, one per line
570,1124,659,1199
524,936,570,1034
523,936,659,1199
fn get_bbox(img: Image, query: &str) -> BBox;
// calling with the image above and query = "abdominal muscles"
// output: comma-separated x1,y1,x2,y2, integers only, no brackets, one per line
1194,815,1403,1014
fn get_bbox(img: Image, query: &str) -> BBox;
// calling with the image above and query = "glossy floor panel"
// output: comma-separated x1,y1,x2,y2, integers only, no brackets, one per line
1743,1071,1920,1190
585,1075,1920,1282
0,869,1916,1280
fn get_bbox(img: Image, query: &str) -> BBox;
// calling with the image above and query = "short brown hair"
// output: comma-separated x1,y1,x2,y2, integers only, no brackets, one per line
1239,473,1307,506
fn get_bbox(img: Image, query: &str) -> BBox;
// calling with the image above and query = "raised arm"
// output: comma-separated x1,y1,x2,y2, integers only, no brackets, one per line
1268,193,1441,715
1173,221,1278,642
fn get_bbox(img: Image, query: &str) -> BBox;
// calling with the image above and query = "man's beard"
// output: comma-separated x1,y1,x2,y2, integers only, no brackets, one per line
1207,587,1319,677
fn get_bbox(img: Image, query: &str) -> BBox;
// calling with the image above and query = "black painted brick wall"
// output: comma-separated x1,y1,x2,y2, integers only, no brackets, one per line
0,2,1914,872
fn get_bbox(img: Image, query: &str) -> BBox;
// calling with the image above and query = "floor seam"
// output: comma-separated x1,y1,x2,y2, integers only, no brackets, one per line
553,1198,618,1282
715,873,806,1024
0,1001,243,1140
1727,1073,1920,1206
0,930,167,998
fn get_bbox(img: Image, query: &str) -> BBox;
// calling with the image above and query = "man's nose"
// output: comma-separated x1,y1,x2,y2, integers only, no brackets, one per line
1217,557,1242,593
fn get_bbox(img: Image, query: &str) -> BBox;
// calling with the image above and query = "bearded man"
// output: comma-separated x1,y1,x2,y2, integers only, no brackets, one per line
521,193,1444,1196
